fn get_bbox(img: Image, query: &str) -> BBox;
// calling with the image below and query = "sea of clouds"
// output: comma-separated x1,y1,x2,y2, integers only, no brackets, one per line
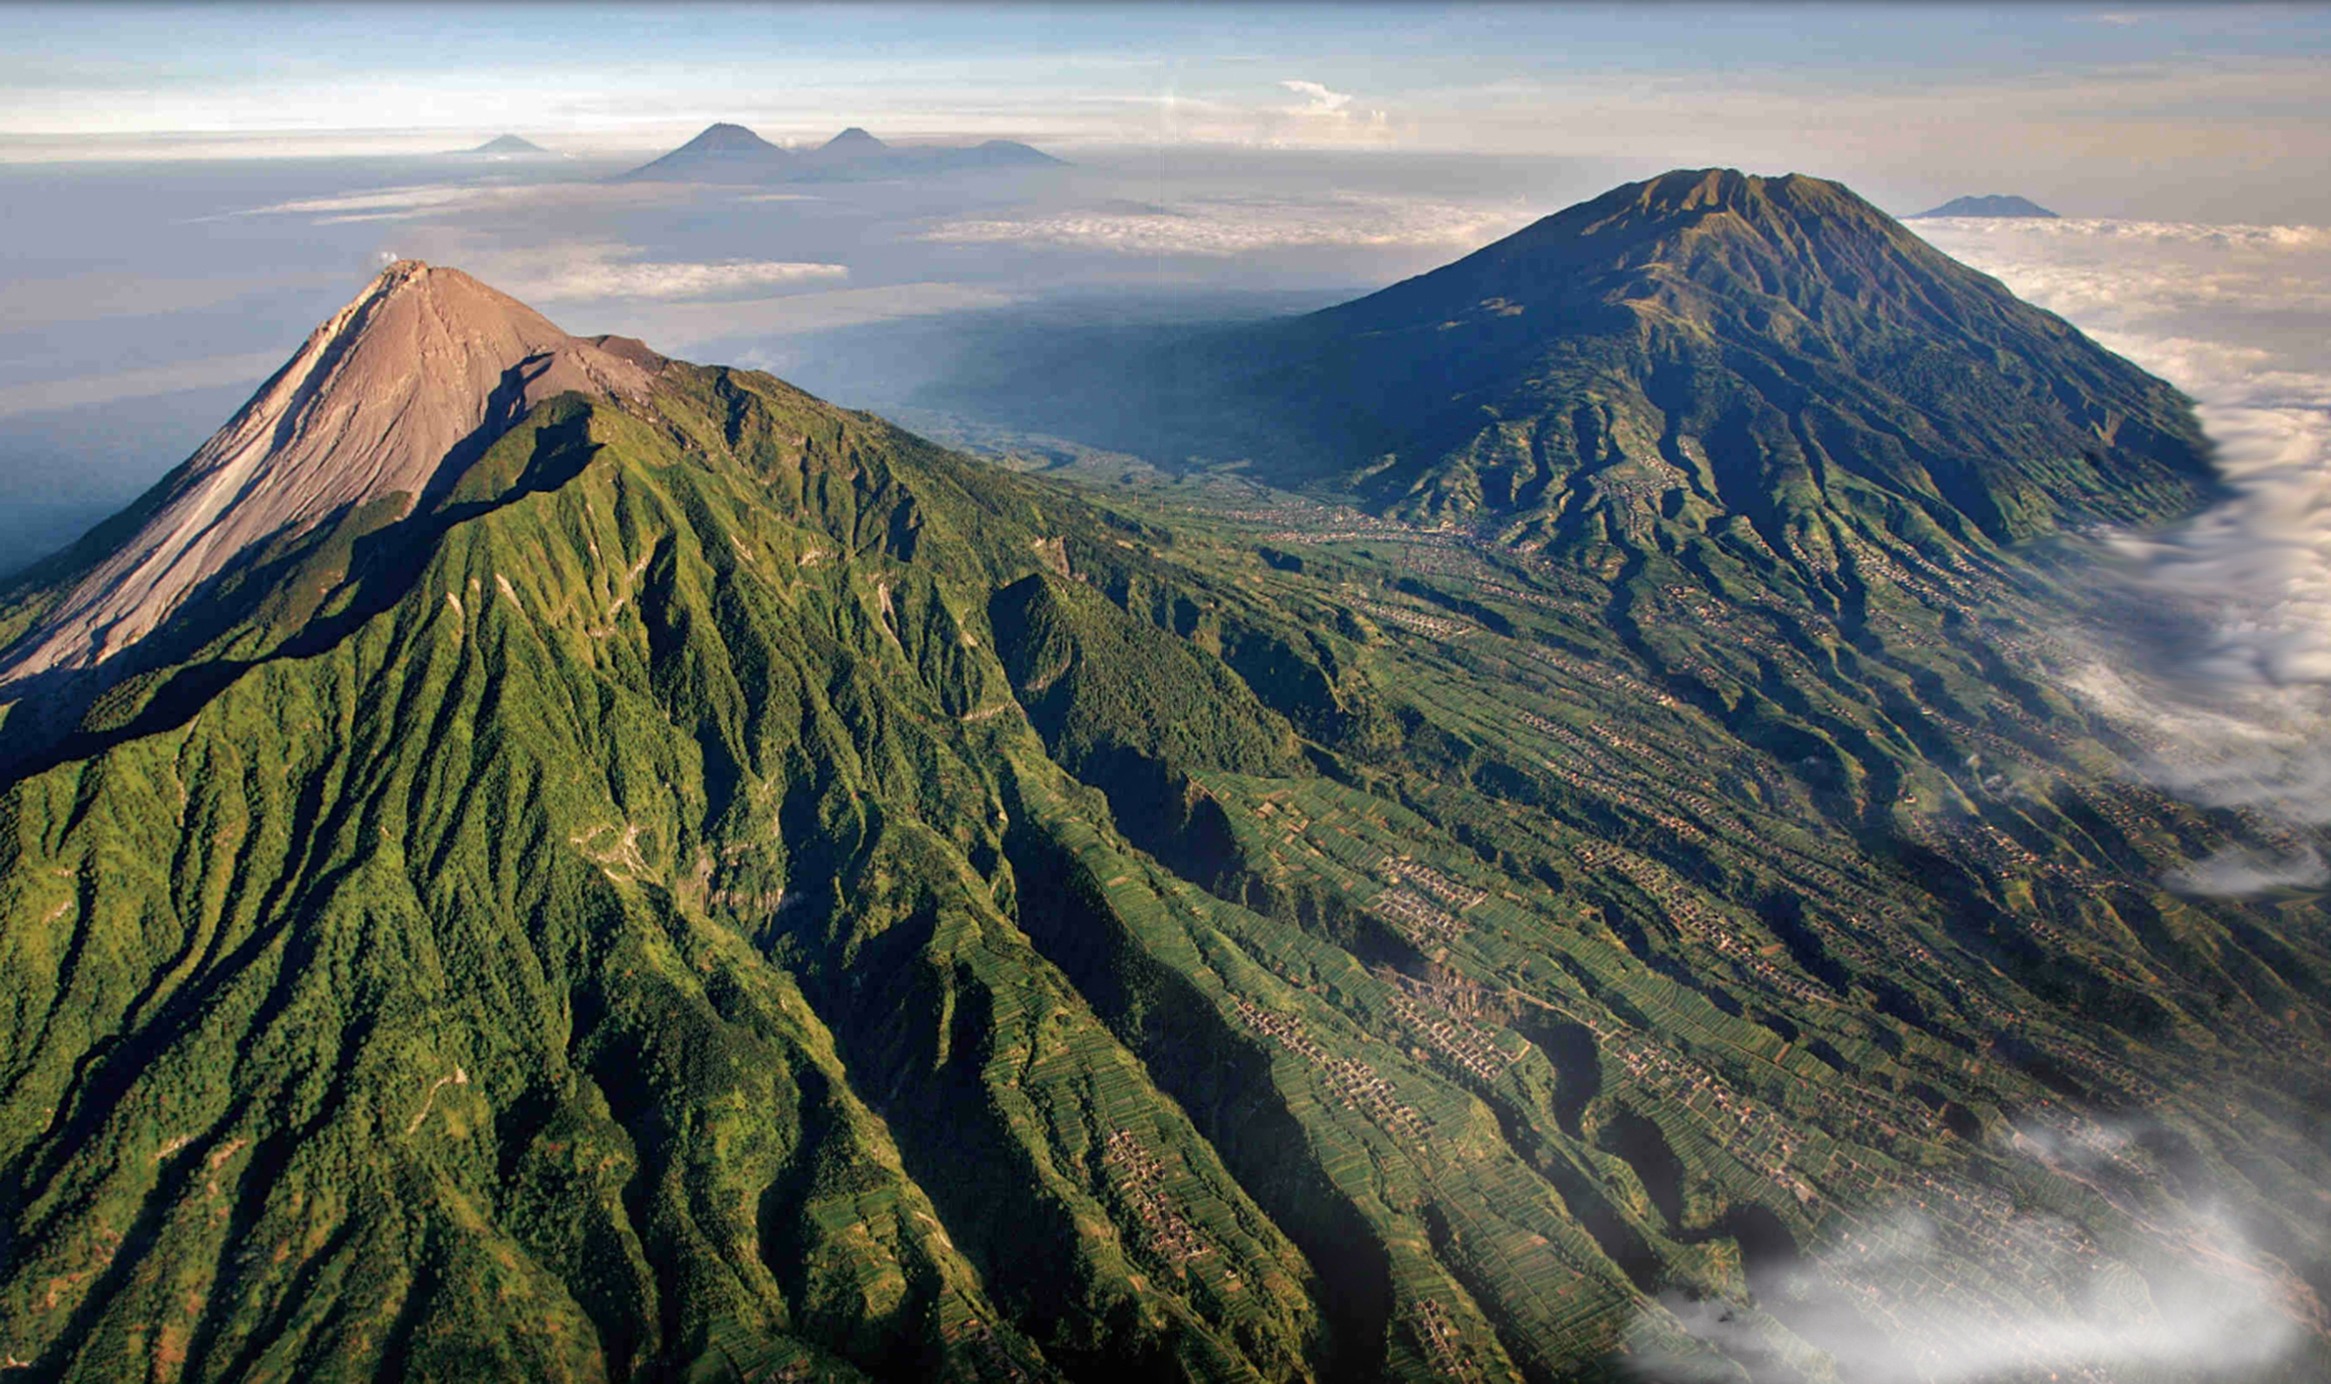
919,191,1539,257
1628,1112,2315,1383
1913,215,2331,886
1619,212,2331,1382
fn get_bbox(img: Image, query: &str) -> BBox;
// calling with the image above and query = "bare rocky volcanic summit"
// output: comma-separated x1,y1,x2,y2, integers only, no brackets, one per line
0,261,656,684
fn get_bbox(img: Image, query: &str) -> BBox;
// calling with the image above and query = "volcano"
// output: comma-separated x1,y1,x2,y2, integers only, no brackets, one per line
1,194,2324,1383
0,262,656,686
616,121,1062,184
925,169,2208,544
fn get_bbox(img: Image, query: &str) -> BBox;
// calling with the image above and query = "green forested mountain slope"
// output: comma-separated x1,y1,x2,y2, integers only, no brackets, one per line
0,234,2324,1384
0,360,1335,1381
918,169,2211,545
1287,169,2211,539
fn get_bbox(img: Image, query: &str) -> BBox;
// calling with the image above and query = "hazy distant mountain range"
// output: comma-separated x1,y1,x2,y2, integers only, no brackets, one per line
615,121,1064,183
1907,193,2058,218
461,133,552,157
0,172,2323,1383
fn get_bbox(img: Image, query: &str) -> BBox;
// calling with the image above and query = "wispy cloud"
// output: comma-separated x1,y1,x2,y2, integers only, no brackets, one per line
1629,1114,2312,1381
328,236,849,306
239,183,501,224
229,180,691,225
1280,79,1353,116
1275,77,1390,144
469,241,847,302
920,193,1532,257
2165,845,2330,896
1913,216,2331,848
0,351,280,419
604,282,1015,351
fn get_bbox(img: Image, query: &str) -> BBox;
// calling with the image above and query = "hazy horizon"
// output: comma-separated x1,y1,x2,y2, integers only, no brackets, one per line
6,3,2330,218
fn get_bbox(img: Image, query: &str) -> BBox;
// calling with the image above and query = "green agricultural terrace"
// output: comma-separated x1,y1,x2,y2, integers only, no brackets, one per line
0,173,2325,1384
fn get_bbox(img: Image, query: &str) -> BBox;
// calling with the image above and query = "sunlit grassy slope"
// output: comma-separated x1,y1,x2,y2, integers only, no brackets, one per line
1,207,2326,1382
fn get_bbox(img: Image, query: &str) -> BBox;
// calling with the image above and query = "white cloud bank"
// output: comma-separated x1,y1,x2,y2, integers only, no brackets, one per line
0,351,282,420
2164,845,2331,897
920,193,1535,258
1912,216,2331,866
476,242,848,303
1629,1117,2314,1382
327,235,850,308
1279,80,1354,117
229,179,705,226
1636,1203,2303,1383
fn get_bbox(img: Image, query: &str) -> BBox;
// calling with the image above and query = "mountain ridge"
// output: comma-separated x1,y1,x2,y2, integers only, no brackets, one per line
614,120,1063,184
2,195,2326,1383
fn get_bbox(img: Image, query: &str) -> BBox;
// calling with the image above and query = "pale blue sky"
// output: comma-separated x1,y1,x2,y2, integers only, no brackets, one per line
4,3,2328,167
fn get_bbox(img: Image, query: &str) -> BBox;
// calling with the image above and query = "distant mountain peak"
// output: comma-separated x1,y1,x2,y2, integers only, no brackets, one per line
618,121,1058,182
677,121,783,154
610,121,792,182
0,262,657,685
466,133,548,156
963,138,1066,166
1908,193,2059,219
